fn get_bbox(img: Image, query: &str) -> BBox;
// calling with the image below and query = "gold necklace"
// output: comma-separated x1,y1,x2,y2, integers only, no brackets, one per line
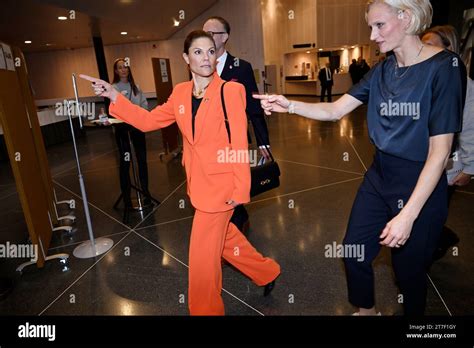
193,81,211,98
394,44,424,78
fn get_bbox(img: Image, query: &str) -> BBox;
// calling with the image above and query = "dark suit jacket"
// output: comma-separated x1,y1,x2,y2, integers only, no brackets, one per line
220,52,270,146
318,67,334,86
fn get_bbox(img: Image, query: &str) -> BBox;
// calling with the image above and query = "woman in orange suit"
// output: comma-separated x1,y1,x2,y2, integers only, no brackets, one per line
80,30,280,315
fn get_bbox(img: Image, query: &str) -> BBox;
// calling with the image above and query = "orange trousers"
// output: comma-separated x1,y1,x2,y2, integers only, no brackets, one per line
188,209,280,315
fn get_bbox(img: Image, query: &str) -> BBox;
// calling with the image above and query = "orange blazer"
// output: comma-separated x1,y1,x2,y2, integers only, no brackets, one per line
109,73,251,213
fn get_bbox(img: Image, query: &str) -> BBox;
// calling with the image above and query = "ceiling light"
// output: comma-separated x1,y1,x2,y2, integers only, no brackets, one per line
120,31,128,35
173,19,180,27
318,48,323,51
58,16,67,20
306,51,310,54
24,40,32,44
351,45,356,48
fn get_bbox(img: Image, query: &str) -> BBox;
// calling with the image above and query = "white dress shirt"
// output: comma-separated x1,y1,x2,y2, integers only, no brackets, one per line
325,67,331,81
216,50,228,76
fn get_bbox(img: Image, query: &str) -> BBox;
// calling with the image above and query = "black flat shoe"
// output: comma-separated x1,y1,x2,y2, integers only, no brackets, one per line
263,280,276,297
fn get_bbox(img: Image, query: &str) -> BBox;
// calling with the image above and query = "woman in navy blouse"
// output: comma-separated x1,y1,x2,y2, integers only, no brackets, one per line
255,0,466,315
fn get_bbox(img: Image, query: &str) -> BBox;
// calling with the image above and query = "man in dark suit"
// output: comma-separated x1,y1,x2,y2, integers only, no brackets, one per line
349,59,359,85
318,63,333,102
203,16,271,233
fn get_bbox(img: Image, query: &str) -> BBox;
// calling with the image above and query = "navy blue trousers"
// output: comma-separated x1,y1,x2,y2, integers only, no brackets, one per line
343,150,448,315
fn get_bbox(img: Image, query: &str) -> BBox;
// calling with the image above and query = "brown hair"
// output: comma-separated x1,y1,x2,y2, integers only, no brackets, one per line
183,30,215,54
112,58,138,96
422,25,459,54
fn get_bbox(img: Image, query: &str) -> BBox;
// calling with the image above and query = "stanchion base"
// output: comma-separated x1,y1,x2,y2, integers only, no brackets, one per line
130,197,155,212
73,237,114,259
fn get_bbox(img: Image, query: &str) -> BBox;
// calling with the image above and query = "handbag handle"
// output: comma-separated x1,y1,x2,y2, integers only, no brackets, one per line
220,82,276,163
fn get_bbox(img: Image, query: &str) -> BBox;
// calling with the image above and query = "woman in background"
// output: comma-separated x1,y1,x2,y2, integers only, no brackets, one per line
112,58,153,208
422,25,473,260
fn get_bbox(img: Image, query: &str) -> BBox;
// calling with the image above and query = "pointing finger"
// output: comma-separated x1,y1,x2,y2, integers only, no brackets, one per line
79,74,101,83
253,94,268,100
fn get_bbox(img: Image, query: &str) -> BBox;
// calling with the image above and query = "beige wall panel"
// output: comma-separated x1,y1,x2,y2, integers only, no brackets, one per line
104,39,188,93
26,47,98,100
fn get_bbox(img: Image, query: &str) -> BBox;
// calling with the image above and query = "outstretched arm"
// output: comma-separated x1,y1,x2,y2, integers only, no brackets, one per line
80,74,176,132
253,93,363,121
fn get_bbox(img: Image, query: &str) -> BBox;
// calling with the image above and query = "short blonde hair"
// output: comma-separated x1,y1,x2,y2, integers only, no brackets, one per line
366,0,432,35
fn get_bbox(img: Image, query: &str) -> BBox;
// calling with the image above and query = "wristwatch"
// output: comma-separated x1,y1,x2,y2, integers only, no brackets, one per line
288,101,295,114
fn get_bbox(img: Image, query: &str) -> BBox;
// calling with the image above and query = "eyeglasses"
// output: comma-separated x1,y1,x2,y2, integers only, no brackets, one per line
206,31,227,36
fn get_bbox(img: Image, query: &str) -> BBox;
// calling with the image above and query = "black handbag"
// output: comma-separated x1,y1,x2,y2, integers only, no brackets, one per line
220,82,281,197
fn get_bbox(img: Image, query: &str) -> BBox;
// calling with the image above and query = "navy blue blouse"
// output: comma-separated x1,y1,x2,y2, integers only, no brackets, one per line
348,50,466,162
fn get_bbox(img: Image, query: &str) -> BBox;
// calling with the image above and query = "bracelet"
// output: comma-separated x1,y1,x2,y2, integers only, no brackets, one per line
288,101,295,114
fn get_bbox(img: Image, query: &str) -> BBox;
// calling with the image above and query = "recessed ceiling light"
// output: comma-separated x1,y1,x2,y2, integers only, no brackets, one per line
306,51,310,54
24,40,32,44
121,31,128,35
318,48,323,51
58,16,67,20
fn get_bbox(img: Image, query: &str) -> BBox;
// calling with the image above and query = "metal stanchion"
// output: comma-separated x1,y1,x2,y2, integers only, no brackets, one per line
69,73,113,258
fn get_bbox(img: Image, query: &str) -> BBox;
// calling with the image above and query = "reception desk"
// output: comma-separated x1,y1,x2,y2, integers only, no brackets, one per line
285,73,352,96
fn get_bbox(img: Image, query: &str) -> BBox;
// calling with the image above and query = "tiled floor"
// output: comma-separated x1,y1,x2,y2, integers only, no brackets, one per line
0,96,473,316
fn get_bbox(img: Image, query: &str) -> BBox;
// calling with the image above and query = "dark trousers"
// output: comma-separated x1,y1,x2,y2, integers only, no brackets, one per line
343,150,448,315
447,185,456,207
320,83,332,102
114,123,149,203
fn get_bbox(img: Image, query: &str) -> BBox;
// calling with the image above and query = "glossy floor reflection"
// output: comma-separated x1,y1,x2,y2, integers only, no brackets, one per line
0,99,472,316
